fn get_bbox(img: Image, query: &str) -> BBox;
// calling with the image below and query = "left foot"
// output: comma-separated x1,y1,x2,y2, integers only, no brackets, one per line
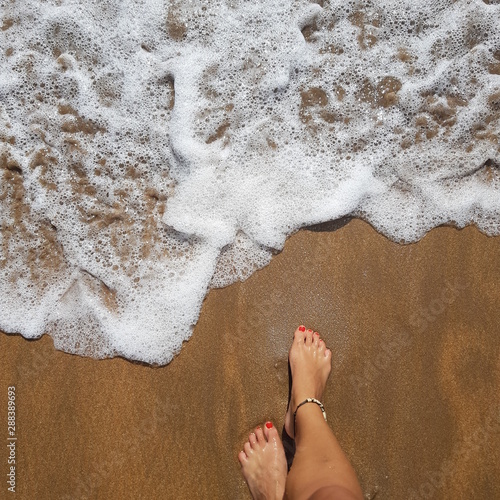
238,422,287,500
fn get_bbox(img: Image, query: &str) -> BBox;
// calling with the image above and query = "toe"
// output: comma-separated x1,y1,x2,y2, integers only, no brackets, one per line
249,432,257,447
318,338,325,352
305,328,313,346
255,426,265,443
238,450,248,465
313,331,320,347
294,326,306,343
325,348,332,359
263,421,279,442
244,442,253,456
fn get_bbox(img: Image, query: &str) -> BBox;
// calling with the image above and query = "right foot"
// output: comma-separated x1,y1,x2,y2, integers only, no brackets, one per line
284,326,332,438
238,422,287,500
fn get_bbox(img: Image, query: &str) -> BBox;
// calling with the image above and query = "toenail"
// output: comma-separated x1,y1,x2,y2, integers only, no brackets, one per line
314,332,318,336
298,326,306,332
265,422,273,429
308,329,313,333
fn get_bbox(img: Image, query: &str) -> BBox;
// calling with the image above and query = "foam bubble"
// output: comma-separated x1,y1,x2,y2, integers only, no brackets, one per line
0,0,499,363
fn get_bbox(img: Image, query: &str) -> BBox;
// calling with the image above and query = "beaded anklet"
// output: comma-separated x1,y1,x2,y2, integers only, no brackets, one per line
293,398,327,423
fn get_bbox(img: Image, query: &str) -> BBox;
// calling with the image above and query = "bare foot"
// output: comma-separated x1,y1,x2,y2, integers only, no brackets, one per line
284,326,332,438
238,422,287,500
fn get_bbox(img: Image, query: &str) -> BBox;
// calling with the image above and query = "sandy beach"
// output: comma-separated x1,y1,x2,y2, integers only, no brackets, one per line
2,1,500,498
1,218,500,499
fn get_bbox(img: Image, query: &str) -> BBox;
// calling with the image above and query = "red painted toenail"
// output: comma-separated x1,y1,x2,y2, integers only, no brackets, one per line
314,332,319,336
298,326,306,332
308,329,313,333
265,422,273,429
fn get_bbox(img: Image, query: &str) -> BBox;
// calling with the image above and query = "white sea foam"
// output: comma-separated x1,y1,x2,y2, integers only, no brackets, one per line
0,0,499,363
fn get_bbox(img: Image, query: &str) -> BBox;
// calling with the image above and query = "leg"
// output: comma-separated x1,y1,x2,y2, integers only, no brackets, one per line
238,422,288,500
284,326,363,500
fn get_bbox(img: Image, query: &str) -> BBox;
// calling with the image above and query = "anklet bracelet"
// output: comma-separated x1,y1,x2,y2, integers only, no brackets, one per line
293,398,327,422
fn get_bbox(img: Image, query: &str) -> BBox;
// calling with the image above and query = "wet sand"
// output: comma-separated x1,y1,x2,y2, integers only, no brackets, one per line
1,218,500,499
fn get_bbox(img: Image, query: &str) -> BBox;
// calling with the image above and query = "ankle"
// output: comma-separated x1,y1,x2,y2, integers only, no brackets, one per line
294,403,329,440
293,389,324,408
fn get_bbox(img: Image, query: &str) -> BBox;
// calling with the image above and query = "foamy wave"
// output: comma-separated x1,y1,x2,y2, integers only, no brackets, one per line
1,0,499,363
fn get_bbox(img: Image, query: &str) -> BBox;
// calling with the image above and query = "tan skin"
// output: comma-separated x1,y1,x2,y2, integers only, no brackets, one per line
238,326,363,500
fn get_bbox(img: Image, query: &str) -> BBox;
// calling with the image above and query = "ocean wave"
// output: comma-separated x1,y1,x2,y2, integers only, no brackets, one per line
1,0,499,363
